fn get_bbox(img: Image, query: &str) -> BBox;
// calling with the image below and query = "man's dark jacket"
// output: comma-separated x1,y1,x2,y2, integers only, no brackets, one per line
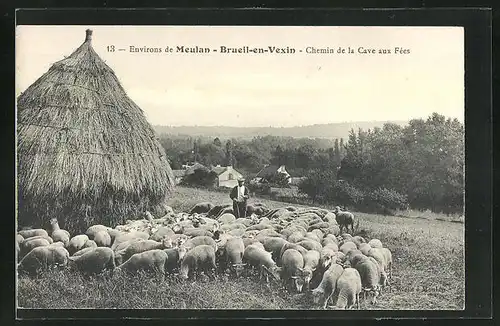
229,185,249,203
230,185,249,218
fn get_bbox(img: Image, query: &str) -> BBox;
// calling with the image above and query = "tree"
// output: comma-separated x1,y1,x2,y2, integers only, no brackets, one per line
225,140,234,166
181,168,218,187
298,169,336,203
197,143,226,167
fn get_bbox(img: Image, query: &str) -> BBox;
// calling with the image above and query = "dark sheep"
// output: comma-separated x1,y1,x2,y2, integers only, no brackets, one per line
189,202,215,215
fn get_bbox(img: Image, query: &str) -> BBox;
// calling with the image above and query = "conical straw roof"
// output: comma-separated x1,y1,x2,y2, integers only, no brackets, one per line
17,29,175,233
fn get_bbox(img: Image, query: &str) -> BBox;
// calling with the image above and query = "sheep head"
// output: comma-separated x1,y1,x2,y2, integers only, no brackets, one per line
176,245,188,262
162,237,173,249
299,268,313,287
262,265,281,282
231,263,246,277
145,211,154,222
291,275,305,293
321,256,333,268
176,237,187,247
172,224,183,234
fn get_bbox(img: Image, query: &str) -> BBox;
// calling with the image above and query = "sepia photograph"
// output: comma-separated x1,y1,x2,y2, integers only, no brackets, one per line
15,24,465,311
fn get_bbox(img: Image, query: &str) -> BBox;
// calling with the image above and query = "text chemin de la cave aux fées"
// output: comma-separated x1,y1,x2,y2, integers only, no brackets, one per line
106,45,411,55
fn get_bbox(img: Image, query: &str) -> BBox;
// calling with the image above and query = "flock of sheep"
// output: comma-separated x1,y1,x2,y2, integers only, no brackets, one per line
16,202,393,310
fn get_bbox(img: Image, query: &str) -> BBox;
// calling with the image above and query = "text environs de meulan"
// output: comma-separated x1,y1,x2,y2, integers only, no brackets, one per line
129,45,298,54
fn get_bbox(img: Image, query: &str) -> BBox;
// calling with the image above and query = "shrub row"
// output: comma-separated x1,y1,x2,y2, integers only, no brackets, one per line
298,177,409,215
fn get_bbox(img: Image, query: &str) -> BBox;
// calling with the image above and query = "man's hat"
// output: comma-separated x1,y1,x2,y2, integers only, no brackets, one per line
238,177,245,182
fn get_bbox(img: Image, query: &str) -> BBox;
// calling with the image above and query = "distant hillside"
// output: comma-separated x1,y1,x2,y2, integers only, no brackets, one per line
153,120,409,140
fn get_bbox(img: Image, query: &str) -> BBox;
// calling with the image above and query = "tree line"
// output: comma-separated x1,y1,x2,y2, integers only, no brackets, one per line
158,113,464,215
158,134,341,176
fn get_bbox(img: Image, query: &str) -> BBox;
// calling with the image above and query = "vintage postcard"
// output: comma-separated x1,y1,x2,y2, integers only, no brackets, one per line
16,24,465,312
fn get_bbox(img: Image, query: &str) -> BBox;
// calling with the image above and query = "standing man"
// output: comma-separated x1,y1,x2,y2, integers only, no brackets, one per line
230,177,249,218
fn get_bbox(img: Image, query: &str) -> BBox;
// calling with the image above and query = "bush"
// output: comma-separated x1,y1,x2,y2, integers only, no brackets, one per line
180,168,218,187
298,169,336,203
363,187,409,215
247,181,271,195
326,180,365,207
263,172,291,188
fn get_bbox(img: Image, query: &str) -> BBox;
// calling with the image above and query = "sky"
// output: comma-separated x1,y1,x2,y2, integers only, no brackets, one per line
16,25,464,128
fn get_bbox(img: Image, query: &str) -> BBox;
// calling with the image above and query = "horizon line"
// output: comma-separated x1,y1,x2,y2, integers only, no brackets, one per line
151,116,465,129
152,119,412,129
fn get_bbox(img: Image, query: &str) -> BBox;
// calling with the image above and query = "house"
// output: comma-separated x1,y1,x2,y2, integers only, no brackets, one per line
253,164,292,183
210,165,244,188
184,162,209,175
172,162,208,185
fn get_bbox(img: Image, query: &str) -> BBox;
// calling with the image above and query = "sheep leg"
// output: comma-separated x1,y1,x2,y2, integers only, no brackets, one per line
322,295,331,310
356,293,360,310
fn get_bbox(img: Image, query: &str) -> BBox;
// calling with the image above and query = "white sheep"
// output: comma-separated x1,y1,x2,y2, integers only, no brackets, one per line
296,239,323,253
243,243,281,283
339,241,358,255
228,228,246,237
352,235,367,248
368,238,383,249
222,237,246,277
150,226,175,242
94,230,112,247
18,245,69,275
68,247,116,275
72,247,96,257
163,246,188,273
358,243,372,255
323,212,337,224
182,236,217,252
179,244,217,281
260,237,289,265
287,231,305,243
110,231,149,251
20,237,51,258
310,263,344,309
82,239,98,249
50,242,66,248
322,234,339,246
303,232,321,243
115,238,173,265
380,247,393,280
86,224,109,240
332,267,362,310
217,213,236,224
281,248,305,293
49,218,70,246
300,250,321,290
367,248,389,286
320,245,341,269
66,235,89,255
23,234,54,244
18,229,48,239
115,249,168,278
352,255,382,304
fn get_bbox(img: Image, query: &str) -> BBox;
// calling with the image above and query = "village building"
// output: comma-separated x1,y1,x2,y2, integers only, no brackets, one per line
211,165,244,188
253,164,292,184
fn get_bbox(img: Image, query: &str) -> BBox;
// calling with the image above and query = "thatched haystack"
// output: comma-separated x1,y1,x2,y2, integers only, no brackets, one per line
17,29,175,233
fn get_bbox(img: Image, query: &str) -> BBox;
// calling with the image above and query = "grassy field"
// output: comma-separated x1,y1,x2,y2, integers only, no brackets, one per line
17,186,465,310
